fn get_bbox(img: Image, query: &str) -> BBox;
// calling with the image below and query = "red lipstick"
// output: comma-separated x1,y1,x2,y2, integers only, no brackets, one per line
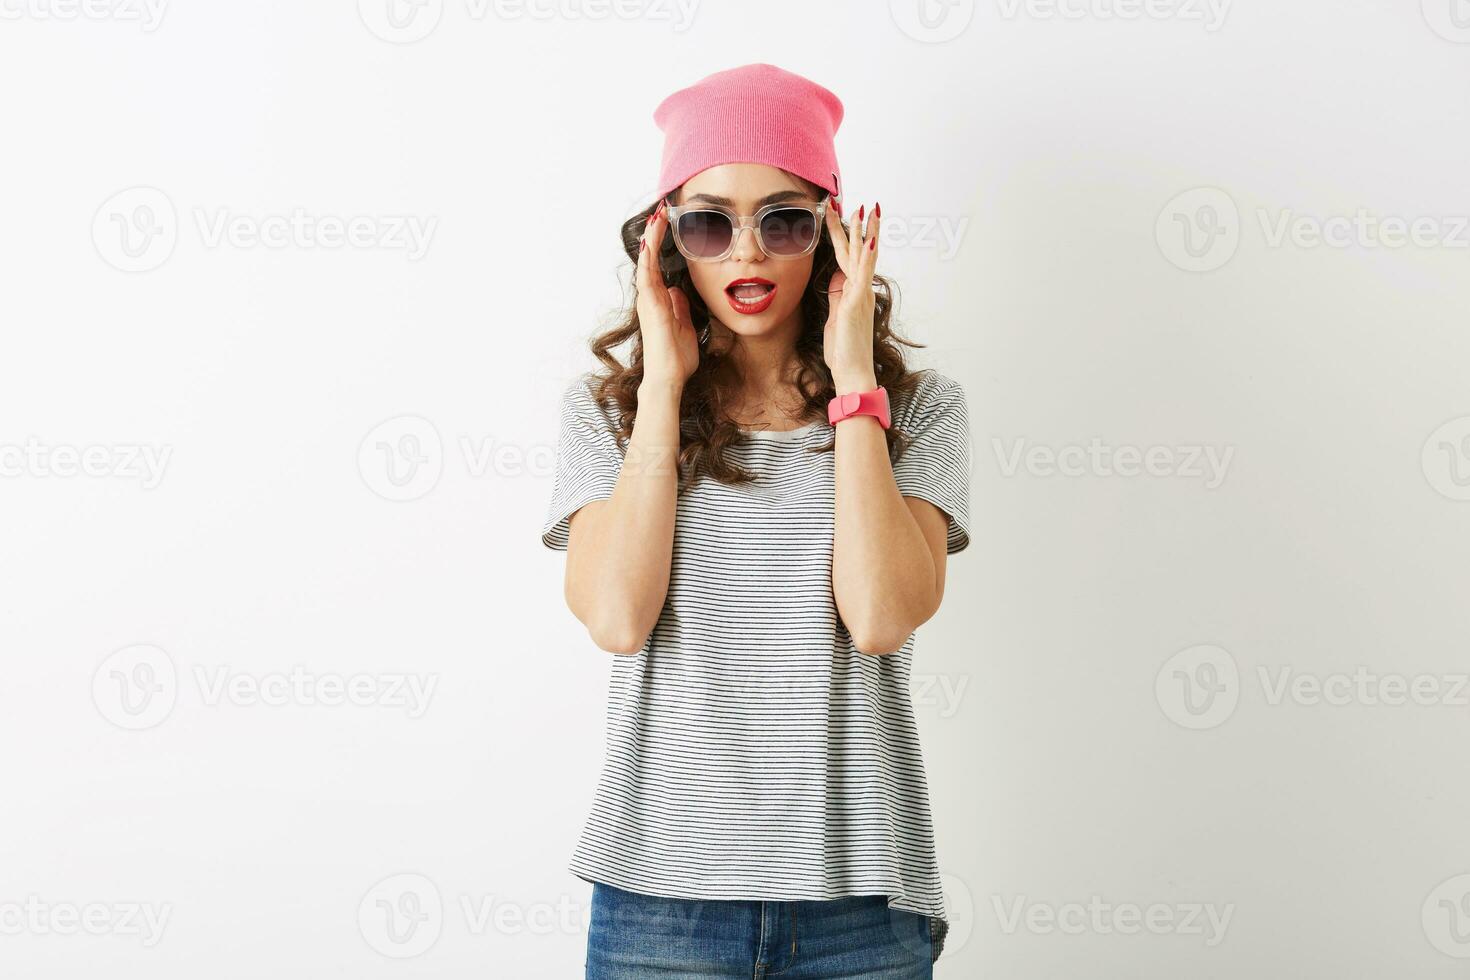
725,277,777,316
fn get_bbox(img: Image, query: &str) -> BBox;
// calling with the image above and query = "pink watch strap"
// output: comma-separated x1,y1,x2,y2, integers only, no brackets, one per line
827,386,891,429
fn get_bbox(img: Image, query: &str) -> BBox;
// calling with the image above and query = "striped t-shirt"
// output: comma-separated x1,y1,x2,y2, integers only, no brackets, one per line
540,368,972,960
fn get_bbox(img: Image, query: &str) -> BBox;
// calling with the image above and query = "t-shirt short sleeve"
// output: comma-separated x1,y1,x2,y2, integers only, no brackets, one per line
540,376,626,551
892,370,973,554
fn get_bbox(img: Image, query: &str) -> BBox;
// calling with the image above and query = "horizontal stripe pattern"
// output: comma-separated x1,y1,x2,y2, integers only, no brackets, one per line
541,369,972,960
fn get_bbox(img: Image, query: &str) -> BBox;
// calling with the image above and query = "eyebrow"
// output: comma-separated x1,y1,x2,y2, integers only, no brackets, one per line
684,190,814,207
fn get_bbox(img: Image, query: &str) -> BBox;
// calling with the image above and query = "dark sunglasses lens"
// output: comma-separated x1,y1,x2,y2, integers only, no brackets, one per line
759,207,819,256
676,210,734,259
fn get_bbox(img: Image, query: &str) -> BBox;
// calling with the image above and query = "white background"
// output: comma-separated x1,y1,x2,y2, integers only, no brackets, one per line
2,1,1469,977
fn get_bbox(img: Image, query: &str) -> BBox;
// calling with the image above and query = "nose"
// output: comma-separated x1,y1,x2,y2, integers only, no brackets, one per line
729,222,765,263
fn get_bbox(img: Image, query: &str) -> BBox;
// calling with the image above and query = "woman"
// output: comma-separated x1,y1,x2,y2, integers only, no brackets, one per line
540,63,972,979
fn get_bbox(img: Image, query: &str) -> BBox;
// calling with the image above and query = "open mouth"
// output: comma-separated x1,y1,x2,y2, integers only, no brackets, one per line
725,278,776,314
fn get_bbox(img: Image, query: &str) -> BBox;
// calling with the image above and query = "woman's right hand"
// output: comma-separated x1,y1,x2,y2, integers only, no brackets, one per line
637,201,700,388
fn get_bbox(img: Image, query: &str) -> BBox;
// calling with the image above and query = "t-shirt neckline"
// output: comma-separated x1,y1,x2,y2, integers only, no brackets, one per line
736,420,826,441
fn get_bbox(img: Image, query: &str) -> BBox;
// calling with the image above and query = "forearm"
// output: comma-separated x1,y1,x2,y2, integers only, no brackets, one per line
565,380,683,652
830,375,938,655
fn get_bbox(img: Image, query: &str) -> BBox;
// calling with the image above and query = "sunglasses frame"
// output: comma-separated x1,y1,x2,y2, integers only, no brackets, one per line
660,193,832,262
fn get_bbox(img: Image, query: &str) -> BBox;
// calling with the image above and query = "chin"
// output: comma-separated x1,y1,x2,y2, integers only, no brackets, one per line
722,315,780,336
710,298,802,336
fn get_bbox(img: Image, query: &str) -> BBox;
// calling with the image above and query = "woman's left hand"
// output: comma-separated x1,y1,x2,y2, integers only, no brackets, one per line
822,198,881,392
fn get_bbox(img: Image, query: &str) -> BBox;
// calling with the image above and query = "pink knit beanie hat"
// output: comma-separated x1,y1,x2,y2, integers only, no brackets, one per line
653,63,844,203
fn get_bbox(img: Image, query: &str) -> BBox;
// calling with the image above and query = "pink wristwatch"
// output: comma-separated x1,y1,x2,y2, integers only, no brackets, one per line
828,385,891,429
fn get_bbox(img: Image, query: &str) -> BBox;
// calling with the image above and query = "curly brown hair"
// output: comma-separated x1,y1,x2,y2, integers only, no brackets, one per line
583,173,929,492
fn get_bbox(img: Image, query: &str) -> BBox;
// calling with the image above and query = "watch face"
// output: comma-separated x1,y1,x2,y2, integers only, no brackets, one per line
872,388,892,428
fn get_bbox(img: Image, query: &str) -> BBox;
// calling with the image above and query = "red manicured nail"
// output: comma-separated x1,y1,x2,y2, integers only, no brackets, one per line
874,202,881,218
857,205,865,223
868,235,875,251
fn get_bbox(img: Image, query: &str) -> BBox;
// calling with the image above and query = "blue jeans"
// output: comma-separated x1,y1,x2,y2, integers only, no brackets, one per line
585,881,935,979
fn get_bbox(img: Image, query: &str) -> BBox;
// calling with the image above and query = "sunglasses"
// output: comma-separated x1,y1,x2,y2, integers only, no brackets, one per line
661,194,832,262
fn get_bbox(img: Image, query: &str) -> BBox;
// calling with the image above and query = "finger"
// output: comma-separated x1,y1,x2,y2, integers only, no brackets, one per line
667,284,692,334
649,198,667,242
848,203,867,272
825,268,847,300
635,220,650,298
860,201,880,279
650,201,672,286
827,172,847,242
824,203,851,278
637,202,667,299
636,205,653,274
